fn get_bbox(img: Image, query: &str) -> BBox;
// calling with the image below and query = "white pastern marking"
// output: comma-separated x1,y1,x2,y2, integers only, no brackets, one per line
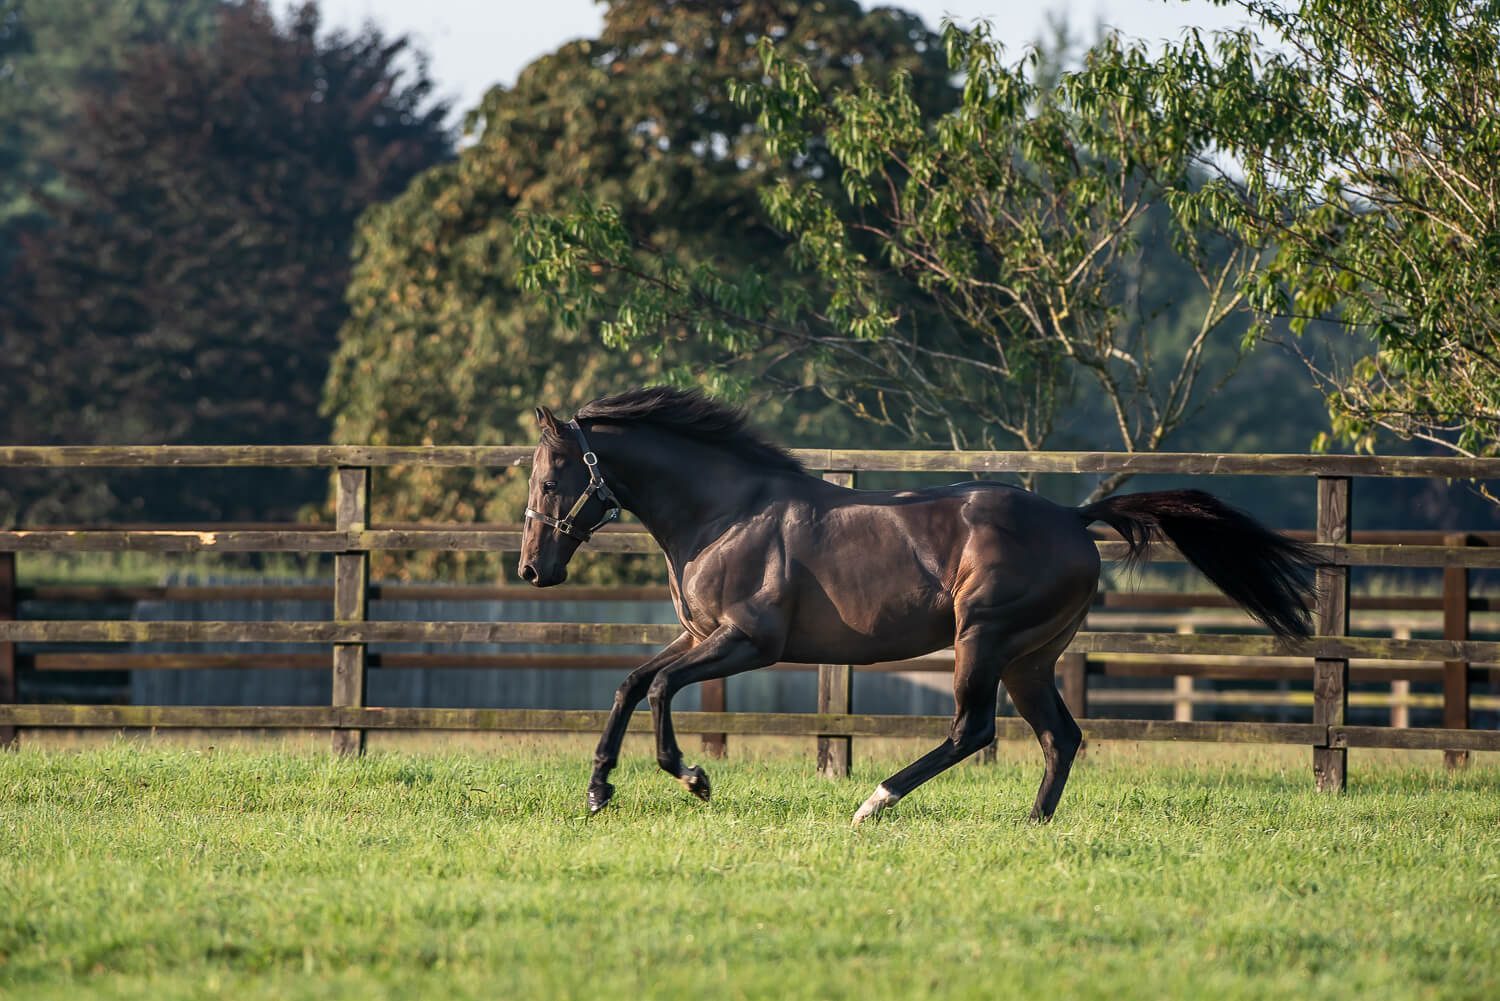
851,784,901,827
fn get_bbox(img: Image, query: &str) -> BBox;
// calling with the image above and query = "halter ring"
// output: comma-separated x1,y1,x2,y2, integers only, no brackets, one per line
524,422,621,544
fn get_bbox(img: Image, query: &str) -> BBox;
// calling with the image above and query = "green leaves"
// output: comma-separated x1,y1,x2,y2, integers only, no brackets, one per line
1170,0,1500,462
325,0,953,579
519,16,1266,474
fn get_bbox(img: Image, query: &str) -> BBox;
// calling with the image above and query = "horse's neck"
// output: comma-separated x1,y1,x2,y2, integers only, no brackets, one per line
591,426,777,556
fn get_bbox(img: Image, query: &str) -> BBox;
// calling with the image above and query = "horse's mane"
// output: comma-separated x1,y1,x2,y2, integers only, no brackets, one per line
569,386,806,474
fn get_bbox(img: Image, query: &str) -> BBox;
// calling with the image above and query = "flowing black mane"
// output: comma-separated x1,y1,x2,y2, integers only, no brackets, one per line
572,386,805,474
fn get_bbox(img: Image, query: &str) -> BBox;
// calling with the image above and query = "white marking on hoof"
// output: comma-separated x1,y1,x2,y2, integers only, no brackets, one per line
851,785,900,827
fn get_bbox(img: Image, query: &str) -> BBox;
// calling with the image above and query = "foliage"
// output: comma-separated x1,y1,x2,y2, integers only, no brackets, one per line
3,745,1498,999
1159,0,1500,462
0,0,222,252
322,0,954,580
519,21,1268,497
0,1,451,524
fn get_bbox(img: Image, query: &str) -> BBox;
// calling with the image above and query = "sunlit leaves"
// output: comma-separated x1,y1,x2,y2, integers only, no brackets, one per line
1168,0,1500,461
520,17,1266,467
327,0,953,577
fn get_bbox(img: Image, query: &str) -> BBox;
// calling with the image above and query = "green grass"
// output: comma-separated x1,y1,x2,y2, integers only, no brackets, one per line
2,743,1497,1000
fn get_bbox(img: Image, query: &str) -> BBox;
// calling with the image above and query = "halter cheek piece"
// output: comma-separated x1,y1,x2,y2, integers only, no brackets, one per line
524,419,622,543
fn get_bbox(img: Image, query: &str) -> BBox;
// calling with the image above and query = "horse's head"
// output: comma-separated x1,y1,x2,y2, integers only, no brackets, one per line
518,405,620,587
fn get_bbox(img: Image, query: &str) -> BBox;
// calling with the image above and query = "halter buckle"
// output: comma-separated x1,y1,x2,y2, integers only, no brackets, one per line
524,421,621,544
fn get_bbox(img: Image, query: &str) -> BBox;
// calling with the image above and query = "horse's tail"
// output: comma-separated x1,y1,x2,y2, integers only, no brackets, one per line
1078,489,1320,641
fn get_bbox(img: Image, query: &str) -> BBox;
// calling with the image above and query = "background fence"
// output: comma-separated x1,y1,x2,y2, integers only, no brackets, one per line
1,445,1497,788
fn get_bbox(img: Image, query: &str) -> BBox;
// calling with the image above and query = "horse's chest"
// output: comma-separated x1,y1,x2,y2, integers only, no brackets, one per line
665,547,774,639
665,576,717,641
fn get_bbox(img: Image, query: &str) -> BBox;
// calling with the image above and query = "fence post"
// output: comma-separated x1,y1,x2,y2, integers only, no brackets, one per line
1313,476,1351,792
1442,532,1474,769
1059,653,1088,719
1390,626,1411,729
817,470,855,779
1,551,15,749
1173,622,1195,723
699,677,727,759
332,467,370,756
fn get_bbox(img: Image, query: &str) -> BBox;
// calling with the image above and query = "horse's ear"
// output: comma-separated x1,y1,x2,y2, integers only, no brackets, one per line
534,406,558,433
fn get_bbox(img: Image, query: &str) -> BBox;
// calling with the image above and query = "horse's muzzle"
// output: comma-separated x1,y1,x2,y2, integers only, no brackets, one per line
519,562,566,587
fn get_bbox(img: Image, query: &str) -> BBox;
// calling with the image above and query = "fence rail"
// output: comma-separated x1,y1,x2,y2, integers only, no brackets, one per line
4,619,1498,661
3,445,1498,782
7,529,1500,570
3,444,1498,477
2,704,1494,752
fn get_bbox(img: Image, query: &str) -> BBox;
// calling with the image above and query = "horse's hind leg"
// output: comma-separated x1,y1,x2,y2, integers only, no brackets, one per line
851,625,1006,826
1003,645,1084,823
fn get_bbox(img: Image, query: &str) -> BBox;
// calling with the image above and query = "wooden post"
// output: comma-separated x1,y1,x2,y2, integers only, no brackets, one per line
817,470,855,779
1173,622,1195,723
1173,676,1195,723
1390,626,1411,729
0,551,16,749
1442,532,1473,769
1313,476,1351,792
332,467,370,756
699,676,727,759
1059,653,1087,719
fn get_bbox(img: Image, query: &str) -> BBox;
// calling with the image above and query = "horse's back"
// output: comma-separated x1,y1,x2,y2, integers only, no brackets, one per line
765,479,1097,663
905,481,1100,605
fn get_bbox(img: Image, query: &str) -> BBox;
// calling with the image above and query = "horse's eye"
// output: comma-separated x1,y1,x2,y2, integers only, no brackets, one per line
542,480,558,493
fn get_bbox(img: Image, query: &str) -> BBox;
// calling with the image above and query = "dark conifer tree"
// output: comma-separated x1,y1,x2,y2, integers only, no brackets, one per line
0,1,451,522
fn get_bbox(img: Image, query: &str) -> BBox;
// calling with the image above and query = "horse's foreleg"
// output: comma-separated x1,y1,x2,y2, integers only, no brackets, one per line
588,631,697,813
647,624,775,802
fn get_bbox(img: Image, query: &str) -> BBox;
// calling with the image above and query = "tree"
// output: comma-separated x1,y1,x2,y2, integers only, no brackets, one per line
1156,0,1500,465
0,1,451,523
323,0,955,579
0,0,222,258
519,21,1268,497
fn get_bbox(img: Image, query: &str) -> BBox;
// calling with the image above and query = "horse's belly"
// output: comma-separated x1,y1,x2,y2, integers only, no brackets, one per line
780,593,955,665
780,631,952,666
775,520,957,663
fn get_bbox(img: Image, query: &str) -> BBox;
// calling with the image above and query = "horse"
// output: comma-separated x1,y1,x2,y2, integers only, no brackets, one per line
518,387,1318,825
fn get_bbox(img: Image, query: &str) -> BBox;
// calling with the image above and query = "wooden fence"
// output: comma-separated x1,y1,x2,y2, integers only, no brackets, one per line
1,445,1497,789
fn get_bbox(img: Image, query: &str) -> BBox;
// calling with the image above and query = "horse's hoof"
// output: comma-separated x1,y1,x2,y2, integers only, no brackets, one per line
587,782,614,814
679,765,711,803
851,784,900,828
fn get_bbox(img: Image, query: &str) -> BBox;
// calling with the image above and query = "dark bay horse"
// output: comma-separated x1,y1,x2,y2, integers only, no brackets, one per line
518,387,1317,824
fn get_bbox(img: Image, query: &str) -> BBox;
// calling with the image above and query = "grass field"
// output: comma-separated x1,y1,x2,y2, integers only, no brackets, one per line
2,740,1497,1000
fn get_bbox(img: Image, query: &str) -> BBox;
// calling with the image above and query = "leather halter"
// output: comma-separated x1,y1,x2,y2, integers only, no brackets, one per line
524,419,621,543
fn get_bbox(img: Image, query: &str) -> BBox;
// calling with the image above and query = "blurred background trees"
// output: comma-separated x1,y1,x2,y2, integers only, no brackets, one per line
521,22,1277,501
1,0,1492,564
0,0,223,266
322,0,957,578
515,1,1497,534
0,0,450,523
1156,0,1500,466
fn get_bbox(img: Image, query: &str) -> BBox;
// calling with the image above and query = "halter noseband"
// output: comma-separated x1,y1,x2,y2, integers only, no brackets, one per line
524,419,621,543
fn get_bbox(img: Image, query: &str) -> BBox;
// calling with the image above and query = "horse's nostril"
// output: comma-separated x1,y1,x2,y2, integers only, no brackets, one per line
520,564,538,583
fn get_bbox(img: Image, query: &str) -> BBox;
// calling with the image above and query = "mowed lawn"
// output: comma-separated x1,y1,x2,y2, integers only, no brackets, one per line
1,740,1497,1000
